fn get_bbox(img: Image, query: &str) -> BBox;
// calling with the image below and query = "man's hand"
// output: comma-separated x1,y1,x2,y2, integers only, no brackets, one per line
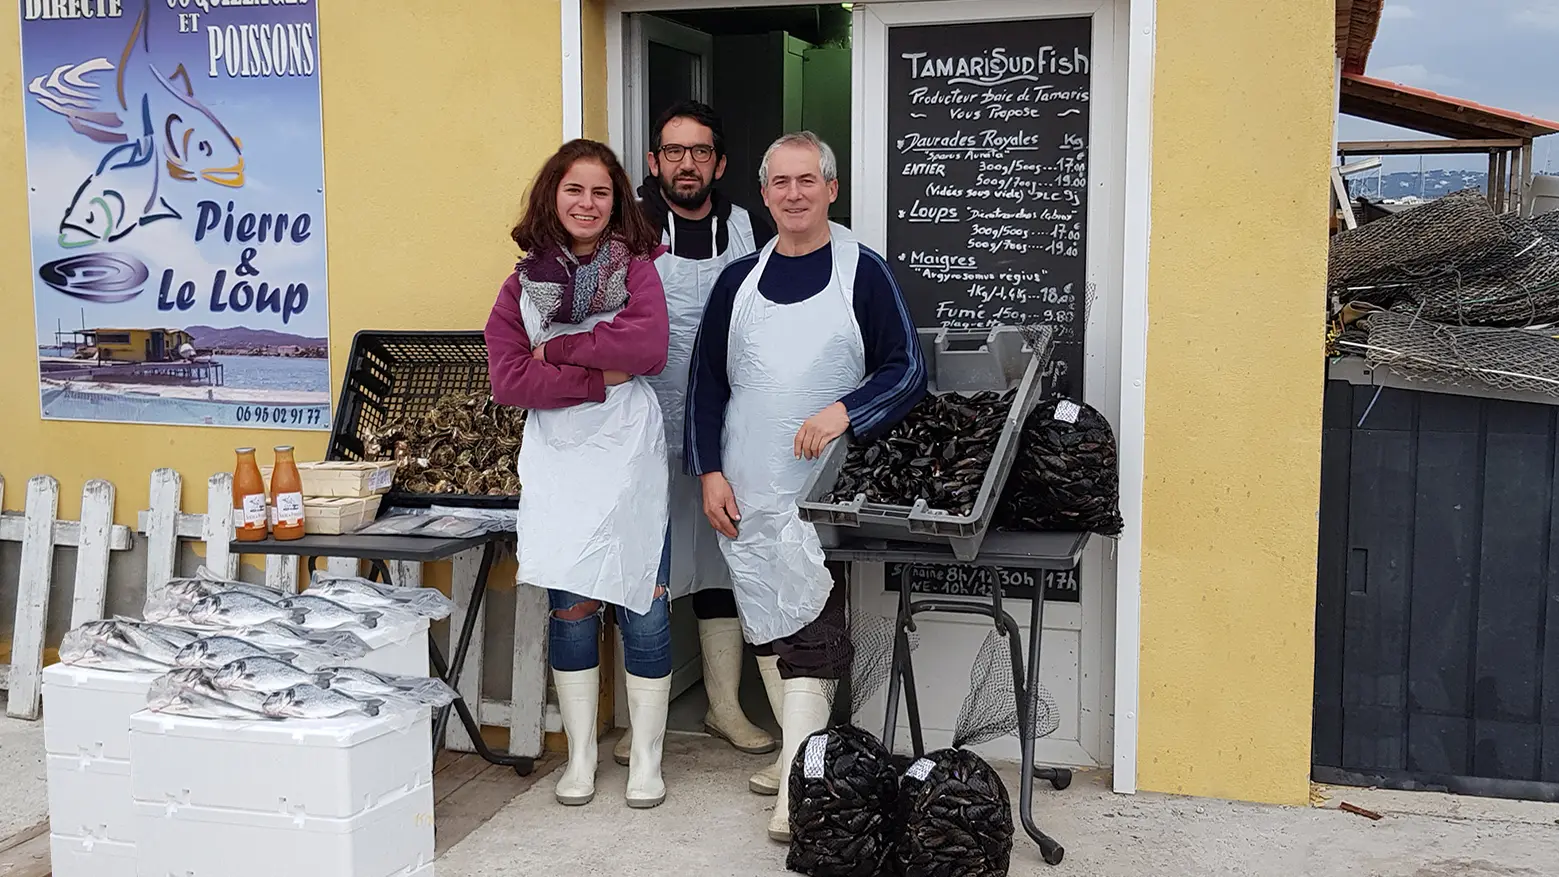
602,369,631,386
700,472,741,538
532,341,548,363
794,402,850,461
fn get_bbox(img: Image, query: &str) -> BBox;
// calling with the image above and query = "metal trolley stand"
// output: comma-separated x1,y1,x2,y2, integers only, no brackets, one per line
825,529,1090,866
231,531,533,776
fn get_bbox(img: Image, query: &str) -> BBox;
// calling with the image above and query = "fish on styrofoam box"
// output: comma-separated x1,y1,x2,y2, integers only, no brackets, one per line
41,664,163,761
49,833,136,877
343,615,430,677
133,781,434,877
46,753,135,844
128,706,432,819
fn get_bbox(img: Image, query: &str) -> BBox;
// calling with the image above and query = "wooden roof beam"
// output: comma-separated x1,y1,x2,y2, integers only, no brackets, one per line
1337,138,1526,156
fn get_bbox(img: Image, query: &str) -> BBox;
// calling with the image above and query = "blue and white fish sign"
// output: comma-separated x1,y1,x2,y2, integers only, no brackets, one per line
19,0,331,430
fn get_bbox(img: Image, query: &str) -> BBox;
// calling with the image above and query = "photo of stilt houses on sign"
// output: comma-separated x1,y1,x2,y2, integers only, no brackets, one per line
38,323,331,429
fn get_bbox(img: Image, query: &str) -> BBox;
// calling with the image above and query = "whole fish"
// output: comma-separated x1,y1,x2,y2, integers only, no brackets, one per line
313,666,457,707
65,621,184,667
57,94,180,249
211,656,315,694
148,668,270,717
262,684,381,719
146,690,272,720
111,623,185,666
281,595,382,631
235,621,371,660
127,620,202,649
188,592,301,628
58,630,170,672
166,577,286,605
173,636,293,670
310,577,452,620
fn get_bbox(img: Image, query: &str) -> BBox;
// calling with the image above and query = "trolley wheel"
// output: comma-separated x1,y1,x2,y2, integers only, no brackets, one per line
1050,769,1072,791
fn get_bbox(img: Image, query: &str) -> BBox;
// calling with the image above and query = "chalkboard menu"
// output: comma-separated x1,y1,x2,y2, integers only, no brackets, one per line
885,562,1080,604
886,16,1092,400
884,18,1094,601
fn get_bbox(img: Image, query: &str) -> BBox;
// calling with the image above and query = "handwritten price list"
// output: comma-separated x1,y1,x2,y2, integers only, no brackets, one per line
886,17,1092,398
885,563,1080,603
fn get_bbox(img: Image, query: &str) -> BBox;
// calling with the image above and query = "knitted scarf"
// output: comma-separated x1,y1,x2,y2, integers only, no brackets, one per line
518,237,633,329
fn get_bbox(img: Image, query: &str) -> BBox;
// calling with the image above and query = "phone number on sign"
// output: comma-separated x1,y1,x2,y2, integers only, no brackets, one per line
234,406,325,426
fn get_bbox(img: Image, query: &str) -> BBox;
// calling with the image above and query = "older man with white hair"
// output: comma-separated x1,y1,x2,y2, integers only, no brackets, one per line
685,131,928,842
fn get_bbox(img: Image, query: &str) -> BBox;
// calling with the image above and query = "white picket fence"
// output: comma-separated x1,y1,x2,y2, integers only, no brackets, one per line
0,475,135,720
0,468,545,759
132,468,546,758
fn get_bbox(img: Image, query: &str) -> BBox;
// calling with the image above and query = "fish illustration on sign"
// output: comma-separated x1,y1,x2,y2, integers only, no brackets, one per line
30,0,245,191
57,95,181,249
153,63,244,187
27,58,125,144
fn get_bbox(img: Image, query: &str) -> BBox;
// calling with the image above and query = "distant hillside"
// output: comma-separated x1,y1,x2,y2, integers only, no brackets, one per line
186,326,327,348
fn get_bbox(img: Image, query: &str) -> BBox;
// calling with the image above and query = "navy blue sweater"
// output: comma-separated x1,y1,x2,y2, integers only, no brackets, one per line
684,241,929,477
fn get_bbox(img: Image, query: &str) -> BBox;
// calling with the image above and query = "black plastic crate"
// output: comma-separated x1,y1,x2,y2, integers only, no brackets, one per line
325,330,518,510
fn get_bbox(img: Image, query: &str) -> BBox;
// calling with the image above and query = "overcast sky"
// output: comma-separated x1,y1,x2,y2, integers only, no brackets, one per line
1337,0,1559,173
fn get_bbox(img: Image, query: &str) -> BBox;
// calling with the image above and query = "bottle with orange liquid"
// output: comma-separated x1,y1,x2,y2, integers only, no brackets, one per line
270,446,306,541
233,448,269,542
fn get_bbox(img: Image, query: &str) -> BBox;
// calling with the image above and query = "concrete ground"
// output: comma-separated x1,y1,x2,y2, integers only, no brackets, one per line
438,733,1559,877
0,695,48,839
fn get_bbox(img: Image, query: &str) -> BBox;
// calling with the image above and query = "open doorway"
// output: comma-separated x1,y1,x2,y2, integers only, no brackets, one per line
618,3,856,737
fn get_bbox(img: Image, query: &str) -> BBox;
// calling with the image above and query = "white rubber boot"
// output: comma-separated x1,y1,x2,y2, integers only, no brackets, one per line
624,673,671,809
748,655,786,795
767,677,830,843
700,618,777,755
613,724,632,766
552,667,599,806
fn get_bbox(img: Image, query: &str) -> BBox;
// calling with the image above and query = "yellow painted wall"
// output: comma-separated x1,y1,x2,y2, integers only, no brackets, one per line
582,0,610,141
1135,0,1333,804
0,1,561,525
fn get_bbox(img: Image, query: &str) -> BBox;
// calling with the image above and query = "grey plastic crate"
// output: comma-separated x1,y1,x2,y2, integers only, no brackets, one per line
797,325,1053,561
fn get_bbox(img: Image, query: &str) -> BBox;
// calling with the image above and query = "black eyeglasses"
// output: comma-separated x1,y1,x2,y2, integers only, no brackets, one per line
658,144,717,163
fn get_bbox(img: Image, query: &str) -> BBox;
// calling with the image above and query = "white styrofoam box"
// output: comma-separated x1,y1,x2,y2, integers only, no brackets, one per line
343,615,429,677
47,753,135,844
50,833,137,877
134,781,434,877
42,664,161,760
129,705,431,818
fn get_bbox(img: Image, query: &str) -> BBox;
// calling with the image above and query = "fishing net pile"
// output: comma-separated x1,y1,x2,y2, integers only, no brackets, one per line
994,398,1123,536
785,725,902,877
1328,189,1559,398
61,567,456,722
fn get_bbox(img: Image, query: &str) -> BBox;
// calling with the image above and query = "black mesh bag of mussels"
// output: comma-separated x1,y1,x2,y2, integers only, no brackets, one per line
895,748,1014,877
785,724,902,877
995,397,1124,537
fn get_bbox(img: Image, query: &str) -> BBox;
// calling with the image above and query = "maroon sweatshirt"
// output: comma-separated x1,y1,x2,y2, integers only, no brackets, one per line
485,247,670,410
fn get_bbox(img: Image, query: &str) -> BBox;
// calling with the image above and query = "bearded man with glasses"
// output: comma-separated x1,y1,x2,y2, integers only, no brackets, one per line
614,100,779,773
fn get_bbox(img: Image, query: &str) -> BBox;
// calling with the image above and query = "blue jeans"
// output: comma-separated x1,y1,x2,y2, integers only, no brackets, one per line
548,584,671,678
656,526,672,586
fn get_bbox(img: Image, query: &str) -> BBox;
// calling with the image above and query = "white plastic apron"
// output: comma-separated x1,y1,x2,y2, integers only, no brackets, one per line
719,223,865,644
649,206,757,599
513,293,669,616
